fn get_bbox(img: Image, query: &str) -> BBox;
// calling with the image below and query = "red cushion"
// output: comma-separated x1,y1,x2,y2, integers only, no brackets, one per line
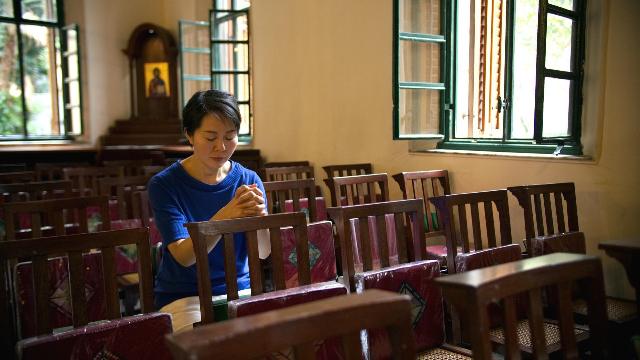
454,244,523,273
14,252,107,339
228,282,347,360
354,260,444,358
284,197,328,221
16,313,173,360
281,221,338,288
531,232,586,257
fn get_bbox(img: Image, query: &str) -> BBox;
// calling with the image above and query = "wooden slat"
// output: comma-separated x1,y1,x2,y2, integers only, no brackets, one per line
52,210,65,236
67,250,89,327
470,202,483,251
100,247,121,320
422,179,435,232
269,227,286,290
367,182,377,204
484,200,497,248
533,194,545,237
78,207,89,234
345,184,354,206
32,255,53,335
554,192,566,233
359,217,372,272
554,282,579,359
222,233,239,301
526,287,548,358
543,192,555,235
356,183,365,205
291,187,300,212
376,215,390,268
394,213,408,264
501,296,522,360
136,233,154,313
458,204,470,253
246,230,263,296
30,212,43,238
294,223,311,286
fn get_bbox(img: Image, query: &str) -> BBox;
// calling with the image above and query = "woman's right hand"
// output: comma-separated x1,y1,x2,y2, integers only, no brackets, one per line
215,184,266,220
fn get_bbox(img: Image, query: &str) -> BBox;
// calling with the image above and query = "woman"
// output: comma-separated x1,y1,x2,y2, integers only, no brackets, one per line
148,90,269,332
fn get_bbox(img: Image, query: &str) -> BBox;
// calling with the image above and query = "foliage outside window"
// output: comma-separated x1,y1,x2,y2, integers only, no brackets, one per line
393,0,587,155
179,0,251,142
0,0,82,140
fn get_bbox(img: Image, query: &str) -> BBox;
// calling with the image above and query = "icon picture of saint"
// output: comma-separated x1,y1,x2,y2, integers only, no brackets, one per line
144,62,170,98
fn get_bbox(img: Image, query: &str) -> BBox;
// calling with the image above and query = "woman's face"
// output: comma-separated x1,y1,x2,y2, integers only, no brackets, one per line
185,114,238,171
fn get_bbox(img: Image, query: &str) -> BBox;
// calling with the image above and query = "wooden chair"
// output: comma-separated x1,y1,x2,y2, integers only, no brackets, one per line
0,228,155,356
264,161,310,168
435,253,610,360
324,173,390,209
262,165,323,197
532,231,637,357
507,182,579,256
141,165,167,176
102,159,154,176
34,162,89,181
429,190,513,274
0,171,36,184
98,175,153,220
184,212,312,325
326,199,426,293
322,163,373,207
62,166,124,197
264,179,319,222
2,195,112,240
164,289,416,360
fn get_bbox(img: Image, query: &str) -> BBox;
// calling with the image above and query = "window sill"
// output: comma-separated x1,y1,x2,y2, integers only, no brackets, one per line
410,148,595,163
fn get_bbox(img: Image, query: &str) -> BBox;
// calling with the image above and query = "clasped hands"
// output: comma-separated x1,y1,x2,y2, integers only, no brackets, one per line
220,184,267,219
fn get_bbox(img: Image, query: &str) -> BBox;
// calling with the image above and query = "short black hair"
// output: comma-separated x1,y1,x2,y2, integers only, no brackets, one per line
182,90,242,138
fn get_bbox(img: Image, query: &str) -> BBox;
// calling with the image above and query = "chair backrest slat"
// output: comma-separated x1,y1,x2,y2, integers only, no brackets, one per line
484,201,497,248
246,230,263,296
376,214,390,268
269,227,286,289
68,250,89,327
32,255,53,335
100,246,121,320
0,171,36,184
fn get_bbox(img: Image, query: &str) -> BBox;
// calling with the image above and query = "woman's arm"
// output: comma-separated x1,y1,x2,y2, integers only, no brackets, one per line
168,184,267,267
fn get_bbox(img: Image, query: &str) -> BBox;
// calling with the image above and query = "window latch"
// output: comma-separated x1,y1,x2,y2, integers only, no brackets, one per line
553,140,565,156
497,96,509,114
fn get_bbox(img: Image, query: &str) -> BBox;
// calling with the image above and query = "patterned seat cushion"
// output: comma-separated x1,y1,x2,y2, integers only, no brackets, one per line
14,252,107,339
354,260,444,359
349,215,398,272
228,282,347,360
284,197,328,221
281,221,338,288
16,313,173,360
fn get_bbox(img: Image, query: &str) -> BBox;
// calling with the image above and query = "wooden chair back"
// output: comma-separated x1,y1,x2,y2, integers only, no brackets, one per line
0,171,36,184
98,175,153,220
0,228,154,355
435,253,610,360
0,163,27,172
0,181,73,205
34,162,89,181
508,182,579,256
164,289,416,360
2,195,112,240
322,163,373,207
324,173,390,209
102,159,154,176
429,190,513,274
392,170,451,237
141,165,167,176
264,179,318,222
326,199,426,293
184,212,311,324
62,166,124,196
264,161,310,168
263,166,315,182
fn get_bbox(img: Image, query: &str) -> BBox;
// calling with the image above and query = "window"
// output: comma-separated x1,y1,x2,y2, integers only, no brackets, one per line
0,0,82,140
393,0,587,155
179,0,252,142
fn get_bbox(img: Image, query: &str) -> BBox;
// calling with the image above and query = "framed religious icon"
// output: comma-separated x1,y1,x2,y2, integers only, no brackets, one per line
144,62,170,98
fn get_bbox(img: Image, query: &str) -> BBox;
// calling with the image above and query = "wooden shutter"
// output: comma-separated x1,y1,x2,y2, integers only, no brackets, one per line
477,0,506,136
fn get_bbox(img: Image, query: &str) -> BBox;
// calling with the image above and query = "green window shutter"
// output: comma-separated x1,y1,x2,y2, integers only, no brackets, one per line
61,24,83,136
179,20,212,109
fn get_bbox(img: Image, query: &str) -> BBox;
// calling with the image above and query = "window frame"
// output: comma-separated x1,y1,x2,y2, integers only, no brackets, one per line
395,0,588,156
0,0,83,141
